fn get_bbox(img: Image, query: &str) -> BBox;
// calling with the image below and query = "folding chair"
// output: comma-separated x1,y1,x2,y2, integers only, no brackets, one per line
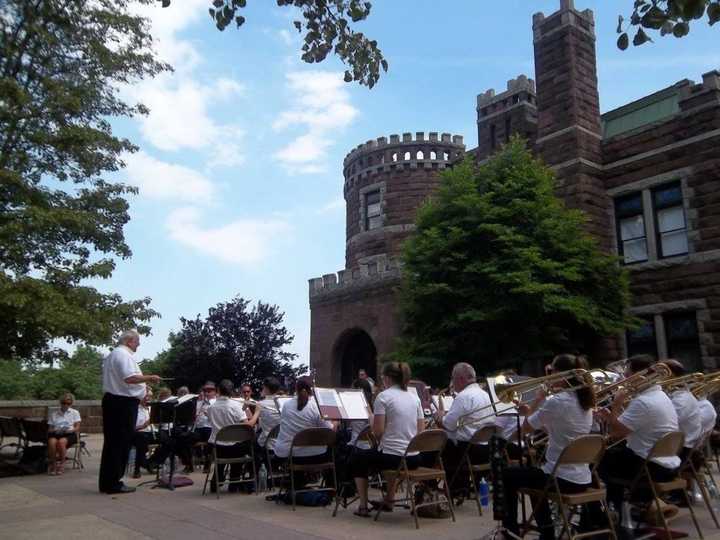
265,425,288,490
202,424,256,499
609,431,703,540
0,416,24,458
67,431,84,470
448,424,495,516
519,434,616,540
680,435,720,530
375,429,455,529
333,425,376,516
287,427,338,511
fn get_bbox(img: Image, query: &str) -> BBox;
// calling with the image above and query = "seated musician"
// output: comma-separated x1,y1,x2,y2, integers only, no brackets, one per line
207,379,254,493
697,390,718,437
180,381,217,473
351,362,424,518
502,354,601,540
433,362,493,496
272,377,335,489
47,392,81,476
131,388,156,478
664,359,703,462
349,378,374,450
256,376,283,454
597,354,681,513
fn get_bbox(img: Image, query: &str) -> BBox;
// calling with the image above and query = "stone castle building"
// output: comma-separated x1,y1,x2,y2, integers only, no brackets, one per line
309,0,720,385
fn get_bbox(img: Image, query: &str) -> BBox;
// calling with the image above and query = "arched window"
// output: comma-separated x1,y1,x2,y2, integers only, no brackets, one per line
392,152,398,162
416,150,424,160
404,151,411,161
443,151,449,161
430,151,437,160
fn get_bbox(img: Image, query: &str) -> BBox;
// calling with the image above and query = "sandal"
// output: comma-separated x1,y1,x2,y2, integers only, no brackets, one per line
369,500,393,513
48,463,56,476
56,462,65,475
354,506,371,518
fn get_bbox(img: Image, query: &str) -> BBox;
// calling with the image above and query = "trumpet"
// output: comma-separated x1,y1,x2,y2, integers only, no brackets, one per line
458,369,594,428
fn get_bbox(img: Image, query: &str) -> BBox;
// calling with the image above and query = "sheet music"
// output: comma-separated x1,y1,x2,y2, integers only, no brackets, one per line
431,395,454,411
315,387,345,419
487,378,515,414
176,393,198,405
337,390,370,420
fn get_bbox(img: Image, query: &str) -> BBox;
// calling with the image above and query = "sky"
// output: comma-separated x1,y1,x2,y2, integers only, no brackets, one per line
103,0,720,366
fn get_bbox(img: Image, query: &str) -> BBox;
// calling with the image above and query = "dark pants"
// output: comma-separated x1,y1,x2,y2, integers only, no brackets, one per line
131,431,156,472
597,445,677,511
99,393,139,492
174,427,211,468
212,441,252,491
351,448,420,478
443,440,490,495
283,450,335,489
502,466,602,540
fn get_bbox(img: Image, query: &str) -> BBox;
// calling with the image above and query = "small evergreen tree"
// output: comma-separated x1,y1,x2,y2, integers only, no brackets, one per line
399,139,633,384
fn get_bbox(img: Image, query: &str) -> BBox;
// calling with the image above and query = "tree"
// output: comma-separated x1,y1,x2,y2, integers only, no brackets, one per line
398,139,634,385
160,296,306,392
0,0,168,361
162,0,386,88
618,0,719,49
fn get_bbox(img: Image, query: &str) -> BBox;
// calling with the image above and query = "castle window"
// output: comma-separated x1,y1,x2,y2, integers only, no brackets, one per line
443,151,449,161
392,152,398,162
665,312,701,370
416,150,424,160
404,151,411,161
652,182,688,258
626,316,657,359
365,190,382,231
615,192,648,264
430,151,437,160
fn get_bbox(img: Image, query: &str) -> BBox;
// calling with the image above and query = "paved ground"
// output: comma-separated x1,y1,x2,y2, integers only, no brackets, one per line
1,435,719,540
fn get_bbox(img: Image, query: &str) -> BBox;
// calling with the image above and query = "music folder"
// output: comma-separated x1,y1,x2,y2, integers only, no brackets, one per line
314,387,371,420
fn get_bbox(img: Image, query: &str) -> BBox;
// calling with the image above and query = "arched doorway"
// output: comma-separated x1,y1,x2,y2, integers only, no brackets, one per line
333,328,377,387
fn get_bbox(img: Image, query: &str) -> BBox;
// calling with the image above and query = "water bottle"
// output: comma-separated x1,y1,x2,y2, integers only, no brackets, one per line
258,463,268,492
479,477,490,508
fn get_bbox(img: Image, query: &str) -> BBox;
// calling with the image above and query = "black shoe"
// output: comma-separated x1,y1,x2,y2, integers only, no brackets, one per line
106,485,136,494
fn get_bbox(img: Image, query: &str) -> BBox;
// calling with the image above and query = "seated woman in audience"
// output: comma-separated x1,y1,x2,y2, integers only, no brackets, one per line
351,362,424,517
273,377,334,487
47,392,81,475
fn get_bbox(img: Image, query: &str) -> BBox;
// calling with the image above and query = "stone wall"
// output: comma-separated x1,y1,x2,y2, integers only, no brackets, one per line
0,400,103,433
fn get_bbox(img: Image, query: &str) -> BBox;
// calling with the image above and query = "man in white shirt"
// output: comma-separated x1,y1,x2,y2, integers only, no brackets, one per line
597,355,681,511
433,362,493,495
207,379,253,493
99,329,161,495
664,360,703,460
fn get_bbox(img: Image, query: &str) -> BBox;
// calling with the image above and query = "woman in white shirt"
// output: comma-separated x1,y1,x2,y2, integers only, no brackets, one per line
273,377,334,488
47,392,82,476
130,389,156,478
348,378,374,451
351,362,424,518
502,355,599,540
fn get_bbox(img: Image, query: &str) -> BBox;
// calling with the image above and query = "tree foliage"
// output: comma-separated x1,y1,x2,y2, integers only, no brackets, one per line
399,140,634,385
159,296,306,392
161,0,386,88
0,0,168,361
618,0,720,49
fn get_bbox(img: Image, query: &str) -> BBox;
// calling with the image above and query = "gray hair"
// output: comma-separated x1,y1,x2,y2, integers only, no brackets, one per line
118,329,140,346
452,362,476,381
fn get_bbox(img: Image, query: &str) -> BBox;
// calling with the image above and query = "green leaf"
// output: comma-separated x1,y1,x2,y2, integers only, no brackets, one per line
616,15,624,33
633,27,652,45
673,21,690,37
343,70,353,82
617,32,630,50
708,3,720,24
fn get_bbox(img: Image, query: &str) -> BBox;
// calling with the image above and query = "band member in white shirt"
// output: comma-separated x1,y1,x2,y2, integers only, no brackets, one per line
207,379,254,493
597,355,681,513
664,359,703,460
47,392,81,476
131,389,156,478
697,394,718,437
180,381,217,473
348,378,374,451
351,362,424,518
433,362,493,495
256,377,282,457
502,355,600,540
99,330,160,494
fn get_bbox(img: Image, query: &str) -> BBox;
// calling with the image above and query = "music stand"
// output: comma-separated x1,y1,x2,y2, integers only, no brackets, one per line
140,395,197,491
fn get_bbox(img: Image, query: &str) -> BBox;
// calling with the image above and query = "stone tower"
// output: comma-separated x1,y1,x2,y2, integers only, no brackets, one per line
309,132,465,385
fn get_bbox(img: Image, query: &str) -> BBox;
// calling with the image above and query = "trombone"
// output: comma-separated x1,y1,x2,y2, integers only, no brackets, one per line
692,371,720,399
595,362,672,409
458,369,594,428
659,372,705,393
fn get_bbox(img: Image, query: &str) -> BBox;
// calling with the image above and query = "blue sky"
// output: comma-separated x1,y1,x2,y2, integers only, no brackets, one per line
105,0,720,366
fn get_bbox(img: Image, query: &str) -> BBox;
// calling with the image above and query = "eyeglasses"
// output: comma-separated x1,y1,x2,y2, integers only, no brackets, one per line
61,401,72,406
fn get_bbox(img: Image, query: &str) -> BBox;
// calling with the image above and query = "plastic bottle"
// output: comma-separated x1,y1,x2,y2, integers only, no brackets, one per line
258,463,268,492
479,477,490,508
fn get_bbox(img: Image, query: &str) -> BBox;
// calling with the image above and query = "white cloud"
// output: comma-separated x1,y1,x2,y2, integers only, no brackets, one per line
273,71,358,172
124,151,216,204
166,207,290,265
317,197,345,215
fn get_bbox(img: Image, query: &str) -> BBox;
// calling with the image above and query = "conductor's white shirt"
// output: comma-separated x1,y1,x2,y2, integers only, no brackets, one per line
670,389,702,449
619,385,681,469
273,398,333,458
442,383,493,443
207,397,247,445
528,390,593,484
102,345,145,398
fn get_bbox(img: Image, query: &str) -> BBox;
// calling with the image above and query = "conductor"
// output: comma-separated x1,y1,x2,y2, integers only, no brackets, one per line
99,330,161,494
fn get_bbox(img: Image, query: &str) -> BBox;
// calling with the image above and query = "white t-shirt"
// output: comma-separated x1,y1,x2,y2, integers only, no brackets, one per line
195,398,216,429
442,383,493,443
619,385,681,469
670,389,702,449
494,413,524,444
374,385,424,457
48,408,81,433
273,398,333,458
102,345,145,398
527,391,592,484
349,419,371,450
135,405,152,432
207,397,247,445
698,399,717,436
258,396,281,449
